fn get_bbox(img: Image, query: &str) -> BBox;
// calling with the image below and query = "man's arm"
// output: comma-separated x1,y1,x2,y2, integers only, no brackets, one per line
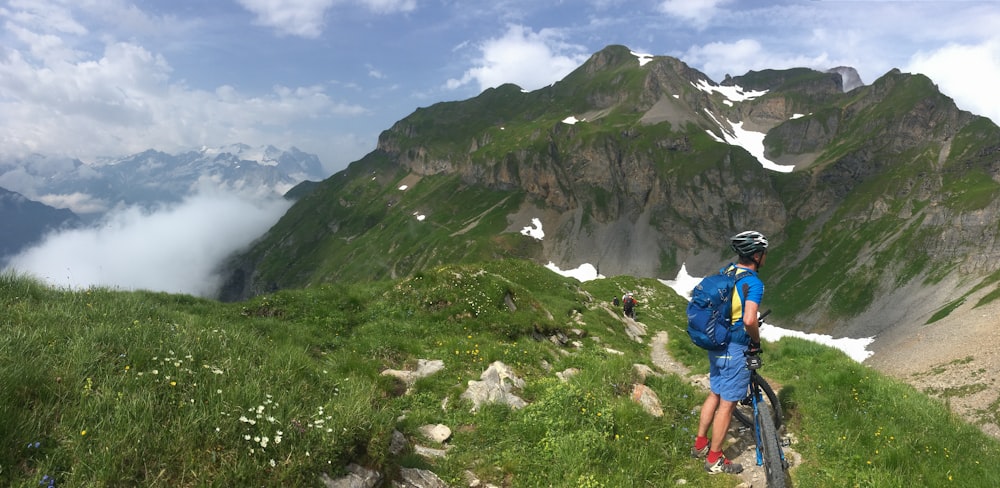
743,300,761,345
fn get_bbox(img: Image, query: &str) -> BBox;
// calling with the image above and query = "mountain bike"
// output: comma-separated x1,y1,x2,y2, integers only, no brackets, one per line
731,309,789,487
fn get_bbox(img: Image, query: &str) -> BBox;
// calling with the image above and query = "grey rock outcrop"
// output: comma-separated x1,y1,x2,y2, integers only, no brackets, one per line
630,384,664,417
827,66,865,92
381,359,445,394
460,361,527,412
392,468,449,488
321,463,382,488
418,423,452,443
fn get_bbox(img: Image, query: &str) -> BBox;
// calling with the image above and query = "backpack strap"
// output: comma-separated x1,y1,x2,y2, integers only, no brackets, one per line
725,265,754,326
726,264,752,284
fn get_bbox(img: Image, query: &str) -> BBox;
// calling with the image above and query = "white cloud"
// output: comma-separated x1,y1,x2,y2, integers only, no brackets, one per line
235,0,337,38
235,0,415,38
3,0,88,36
37,192,110,215
366,64,386,79
906,38,1000,128
446,24,589,92
0,5,368,167
657,0,732,29
679,34,1000,129
682,38,833,81
5,189,291,297
358,0,416,14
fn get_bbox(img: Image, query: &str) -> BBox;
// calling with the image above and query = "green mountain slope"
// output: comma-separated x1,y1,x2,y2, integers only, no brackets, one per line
4,263,1000,486
221,44,1000,343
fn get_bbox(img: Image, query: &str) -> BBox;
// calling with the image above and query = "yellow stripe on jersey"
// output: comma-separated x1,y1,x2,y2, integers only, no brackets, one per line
730,267,751,325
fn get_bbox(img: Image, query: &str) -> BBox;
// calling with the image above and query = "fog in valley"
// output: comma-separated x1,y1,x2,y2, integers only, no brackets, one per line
4,190,291,297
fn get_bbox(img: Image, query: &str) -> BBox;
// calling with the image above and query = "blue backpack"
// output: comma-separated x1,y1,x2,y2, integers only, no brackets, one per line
686,265,749,351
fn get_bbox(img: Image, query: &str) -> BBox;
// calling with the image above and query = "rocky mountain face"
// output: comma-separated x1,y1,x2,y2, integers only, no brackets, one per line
827,66,864,92
220,45,1000,344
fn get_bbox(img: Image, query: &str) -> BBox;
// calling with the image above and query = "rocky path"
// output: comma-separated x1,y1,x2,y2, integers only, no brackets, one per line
650,331,692,378
650,329,799,487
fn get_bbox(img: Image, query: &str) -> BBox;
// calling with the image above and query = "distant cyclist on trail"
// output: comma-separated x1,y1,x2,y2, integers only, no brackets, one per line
692,230,768,475
622,292,636,318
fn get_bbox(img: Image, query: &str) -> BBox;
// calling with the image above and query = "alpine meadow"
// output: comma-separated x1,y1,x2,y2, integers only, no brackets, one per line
5,45,1000,487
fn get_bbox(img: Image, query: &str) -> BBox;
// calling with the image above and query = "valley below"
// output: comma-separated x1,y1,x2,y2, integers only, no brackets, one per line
864,295,1000,438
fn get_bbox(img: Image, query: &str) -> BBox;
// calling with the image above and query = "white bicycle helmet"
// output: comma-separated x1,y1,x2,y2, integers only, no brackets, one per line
730,230,769,257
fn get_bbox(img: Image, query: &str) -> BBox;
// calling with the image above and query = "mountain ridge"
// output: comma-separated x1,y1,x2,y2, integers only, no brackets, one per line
219,44,1000,352
0,187,81,264
0,144,327,220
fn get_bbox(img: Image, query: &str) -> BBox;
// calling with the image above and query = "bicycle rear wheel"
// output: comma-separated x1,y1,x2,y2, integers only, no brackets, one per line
733,375,782,429
755,400,787,488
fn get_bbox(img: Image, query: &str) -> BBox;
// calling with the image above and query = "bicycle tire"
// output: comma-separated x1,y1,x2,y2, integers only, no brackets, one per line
733,397,754,428
733,375,782,430
755,400,787,488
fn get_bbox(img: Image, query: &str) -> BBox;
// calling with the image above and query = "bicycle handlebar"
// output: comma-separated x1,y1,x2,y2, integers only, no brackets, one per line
758,308,771,323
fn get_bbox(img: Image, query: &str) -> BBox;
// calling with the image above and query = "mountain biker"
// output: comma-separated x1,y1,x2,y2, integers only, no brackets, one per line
622,292,636,318
692,230,768,475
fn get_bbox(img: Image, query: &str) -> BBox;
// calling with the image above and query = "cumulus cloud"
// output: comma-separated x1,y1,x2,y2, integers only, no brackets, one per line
358,0,416,15
235,0,337,38
667,2,1000,129
446,24,589,92
0,2,367,167
235,0,415,38
5,190,292,297
906,39,1000,128
680,34,1000,129
0,40,362,158
681,39,833,81
366,64,386,79
657,0,732,29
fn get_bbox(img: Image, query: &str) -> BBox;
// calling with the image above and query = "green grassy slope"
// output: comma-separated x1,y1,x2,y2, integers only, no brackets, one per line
227,48,1000,337
225,151,533,296
3,263,998,487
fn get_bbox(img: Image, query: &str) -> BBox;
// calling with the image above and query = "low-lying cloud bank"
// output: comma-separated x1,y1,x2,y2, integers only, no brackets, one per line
4,190,291,297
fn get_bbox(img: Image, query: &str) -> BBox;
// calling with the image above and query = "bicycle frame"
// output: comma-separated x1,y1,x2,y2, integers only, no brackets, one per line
742,308,789,487
749,370,786,468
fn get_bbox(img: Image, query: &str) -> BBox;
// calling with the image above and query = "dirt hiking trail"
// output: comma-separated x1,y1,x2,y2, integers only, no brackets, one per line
650,330,800,487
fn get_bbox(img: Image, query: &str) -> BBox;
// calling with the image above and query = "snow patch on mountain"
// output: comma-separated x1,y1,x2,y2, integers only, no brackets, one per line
631,51,654,66
692,79,767,102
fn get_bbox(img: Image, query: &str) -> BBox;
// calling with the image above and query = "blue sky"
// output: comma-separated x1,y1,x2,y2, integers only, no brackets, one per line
2,0,999,175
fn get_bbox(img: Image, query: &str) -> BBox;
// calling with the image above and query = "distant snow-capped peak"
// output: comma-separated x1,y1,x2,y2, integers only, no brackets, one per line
0,144,328,217
200,143,272,164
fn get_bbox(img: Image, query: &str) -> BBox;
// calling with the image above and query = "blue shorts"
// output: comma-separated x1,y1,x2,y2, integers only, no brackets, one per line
708,342,750,402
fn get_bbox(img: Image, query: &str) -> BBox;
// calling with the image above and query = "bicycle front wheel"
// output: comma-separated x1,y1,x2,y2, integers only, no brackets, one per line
755,400,787,488
733,375,782,429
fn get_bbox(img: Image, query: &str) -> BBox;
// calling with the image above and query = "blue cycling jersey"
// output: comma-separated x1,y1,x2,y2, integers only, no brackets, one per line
727,265,764,346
